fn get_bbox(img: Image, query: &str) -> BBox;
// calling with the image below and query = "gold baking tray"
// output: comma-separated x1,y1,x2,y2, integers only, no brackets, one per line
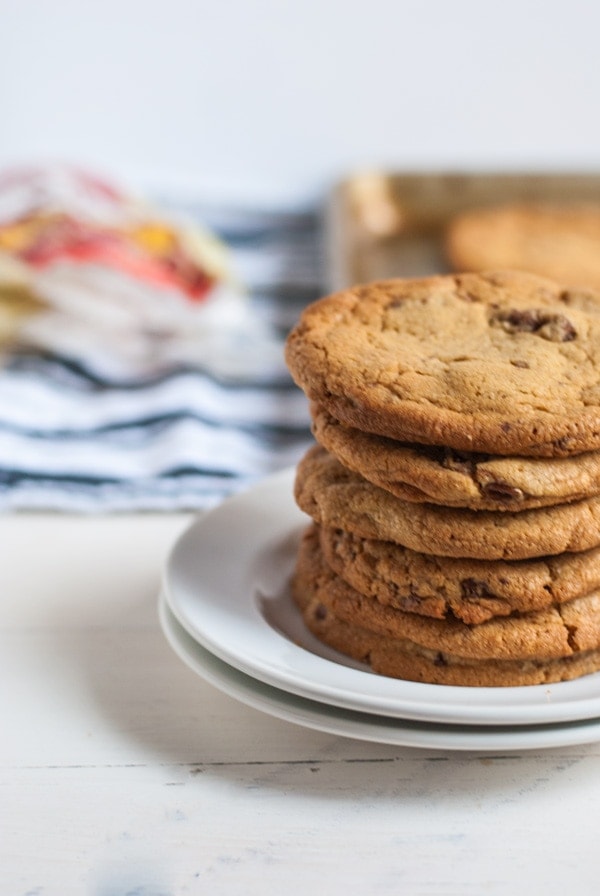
326,171,600,291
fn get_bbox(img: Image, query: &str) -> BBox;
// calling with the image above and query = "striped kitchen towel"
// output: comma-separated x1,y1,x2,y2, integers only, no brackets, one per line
0,200,321,511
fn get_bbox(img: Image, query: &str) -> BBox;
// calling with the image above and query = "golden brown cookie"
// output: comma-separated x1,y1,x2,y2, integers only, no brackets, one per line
285,270,600,457
297,527,600,660
312,404,600,511
298,592,600,686
292,527,600,686
318,524,600,624
445,202,600,289
295,445,600,560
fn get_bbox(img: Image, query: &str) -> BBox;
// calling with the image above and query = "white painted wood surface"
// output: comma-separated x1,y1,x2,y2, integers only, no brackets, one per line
2,512,600,895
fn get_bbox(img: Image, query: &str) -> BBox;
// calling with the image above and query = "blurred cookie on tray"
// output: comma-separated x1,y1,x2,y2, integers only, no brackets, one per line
0,165,284,379
445,201,600,289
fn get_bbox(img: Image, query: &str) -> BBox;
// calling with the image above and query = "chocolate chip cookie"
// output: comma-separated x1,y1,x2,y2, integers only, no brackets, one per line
285,270,600,457
292,526,600,686
295,445,600,560
312,404,600,511
318,524,600,624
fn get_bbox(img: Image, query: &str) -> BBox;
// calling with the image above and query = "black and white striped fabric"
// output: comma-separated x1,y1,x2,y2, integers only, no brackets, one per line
0,205,323,511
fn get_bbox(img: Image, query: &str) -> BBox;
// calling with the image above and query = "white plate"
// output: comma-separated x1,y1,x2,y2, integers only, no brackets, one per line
159,594,600,751
163,468,600,727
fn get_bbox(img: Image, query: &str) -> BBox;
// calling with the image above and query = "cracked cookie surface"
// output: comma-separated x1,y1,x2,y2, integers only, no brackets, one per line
292,526,600,685
317,524,600,624
312,404,600,511
285,270,600,456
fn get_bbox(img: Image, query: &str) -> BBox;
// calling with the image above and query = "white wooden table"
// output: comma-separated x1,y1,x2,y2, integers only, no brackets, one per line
3,511,600,895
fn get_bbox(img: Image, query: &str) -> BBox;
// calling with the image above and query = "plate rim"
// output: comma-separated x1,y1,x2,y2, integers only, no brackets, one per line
159,594,600,752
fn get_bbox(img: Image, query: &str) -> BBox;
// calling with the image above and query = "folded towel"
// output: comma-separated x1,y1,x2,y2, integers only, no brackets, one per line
0,187,320,511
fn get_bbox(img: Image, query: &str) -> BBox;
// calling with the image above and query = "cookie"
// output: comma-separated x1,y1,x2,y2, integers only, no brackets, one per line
318,524,600,624
445,202,600,290
298,591,600,686
285,270,600,457
296,526,600,660
295,445,600,560
312,403,600,511
292,527,600,686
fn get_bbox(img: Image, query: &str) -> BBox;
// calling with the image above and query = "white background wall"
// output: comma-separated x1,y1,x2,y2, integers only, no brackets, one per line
1,0,600,205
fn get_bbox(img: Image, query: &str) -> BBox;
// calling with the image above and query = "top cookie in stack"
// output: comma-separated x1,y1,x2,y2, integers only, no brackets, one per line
286,269,600,457
284,270,600,686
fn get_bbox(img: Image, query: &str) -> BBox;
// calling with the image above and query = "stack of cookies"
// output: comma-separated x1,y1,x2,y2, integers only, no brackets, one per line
284,270,600,686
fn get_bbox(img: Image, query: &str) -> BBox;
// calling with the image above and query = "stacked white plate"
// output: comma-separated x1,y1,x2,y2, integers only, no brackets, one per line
159,468,600,752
